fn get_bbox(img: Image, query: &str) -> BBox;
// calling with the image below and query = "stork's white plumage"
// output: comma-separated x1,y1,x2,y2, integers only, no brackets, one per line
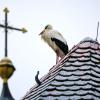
39,25,69,64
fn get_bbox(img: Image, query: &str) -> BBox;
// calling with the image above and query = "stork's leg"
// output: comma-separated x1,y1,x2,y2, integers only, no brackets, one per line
56,49,60,64
56,54,59,64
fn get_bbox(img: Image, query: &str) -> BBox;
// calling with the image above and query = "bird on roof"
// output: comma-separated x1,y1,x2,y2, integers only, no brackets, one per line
39,24,69,64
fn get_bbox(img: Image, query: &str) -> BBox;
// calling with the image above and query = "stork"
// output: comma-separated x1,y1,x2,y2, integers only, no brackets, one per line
39,25,69,64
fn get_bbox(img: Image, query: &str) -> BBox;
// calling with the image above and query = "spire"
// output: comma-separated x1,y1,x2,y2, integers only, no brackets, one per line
0,7,27,100
0,57,15,100
0,82,14,100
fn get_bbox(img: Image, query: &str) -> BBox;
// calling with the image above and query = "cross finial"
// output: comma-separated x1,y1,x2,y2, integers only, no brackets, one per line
0,7,27,57
21,28,27,33
3,7,9,13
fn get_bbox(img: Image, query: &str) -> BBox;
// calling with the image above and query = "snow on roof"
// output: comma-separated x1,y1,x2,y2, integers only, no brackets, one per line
22,37,100,100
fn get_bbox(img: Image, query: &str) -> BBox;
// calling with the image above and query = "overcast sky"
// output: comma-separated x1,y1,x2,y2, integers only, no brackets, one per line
0,0,100,99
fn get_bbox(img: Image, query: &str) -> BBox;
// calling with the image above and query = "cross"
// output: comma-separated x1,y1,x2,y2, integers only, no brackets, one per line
0,7,27,57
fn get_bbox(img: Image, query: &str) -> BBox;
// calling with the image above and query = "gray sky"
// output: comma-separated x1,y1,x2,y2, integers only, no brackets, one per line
0,0,100,99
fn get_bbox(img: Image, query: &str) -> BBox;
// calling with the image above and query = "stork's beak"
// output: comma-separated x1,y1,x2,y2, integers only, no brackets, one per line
39,31,44,35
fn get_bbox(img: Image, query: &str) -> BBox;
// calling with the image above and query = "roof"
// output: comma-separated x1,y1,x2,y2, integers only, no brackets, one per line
22,37,100,100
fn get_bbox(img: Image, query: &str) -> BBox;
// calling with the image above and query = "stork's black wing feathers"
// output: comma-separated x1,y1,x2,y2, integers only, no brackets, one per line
51,38,69,55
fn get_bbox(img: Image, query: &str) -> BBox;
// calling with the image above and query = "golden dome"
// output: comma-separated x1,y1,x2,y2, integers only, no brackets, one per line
0,57,15,83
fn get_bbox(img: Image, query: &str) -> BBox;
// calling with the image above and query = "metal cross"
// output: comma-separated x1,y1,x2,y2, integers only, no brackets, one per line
0,8,27,57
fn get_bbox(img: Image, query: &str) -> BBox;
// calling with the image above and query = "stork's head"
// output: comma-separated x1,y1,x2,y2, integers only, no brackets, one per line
39,24,53,35
44,24,53,30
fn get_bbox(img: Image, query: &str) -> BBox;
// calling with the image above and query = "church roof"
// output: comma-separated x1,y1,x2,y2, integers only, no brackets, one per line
22,37,100,100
